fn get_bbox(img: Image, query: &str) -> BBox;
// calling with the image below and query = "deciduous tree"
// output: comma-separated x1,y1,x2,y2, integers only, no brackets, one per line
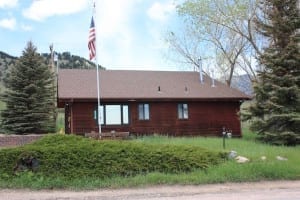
167,0,261,85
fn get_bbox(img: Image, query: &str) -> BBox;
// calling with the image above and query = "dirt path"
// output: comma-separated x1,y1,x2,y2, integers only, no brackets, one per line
1,180,300,200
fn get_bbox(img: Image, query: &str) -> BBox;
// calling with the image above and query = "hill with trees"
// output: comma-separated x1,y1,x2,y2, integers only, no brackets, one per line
0,51,103,83
0,52,16,83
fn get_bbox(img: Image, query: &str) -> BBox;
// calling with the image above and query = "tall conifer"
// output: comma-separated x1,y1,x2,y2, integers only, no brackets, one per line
247,0,300,145
1,41,55,134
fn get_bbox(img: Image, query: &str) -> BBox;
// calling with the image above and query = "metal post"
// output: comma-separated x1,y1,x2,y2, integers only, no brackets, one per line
223,134,226,149
93,2,101,137
222,127,226,149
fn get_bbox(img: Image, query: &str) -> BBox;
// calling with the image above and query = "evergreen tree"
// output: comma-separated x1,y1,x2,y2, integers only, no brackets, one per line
247,0,300,145
1,41,56,134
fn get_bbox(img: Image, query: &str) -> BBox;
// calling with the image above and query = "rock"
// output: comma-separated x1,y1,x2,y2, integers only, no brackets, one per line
276,156,288,161
235,156,250,163
228,150,238,159
261,156,267,161
31,157,40,172
14,155,39,173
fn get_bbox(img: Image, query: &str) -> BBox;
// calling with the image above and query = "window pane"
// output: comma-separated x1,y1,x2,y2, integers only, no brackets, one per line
94,106,104,125
100,105,104,125
138,104,149,120
94,110,97,120
144,104,149,120
178,103,188,119
183,104,188,119
106,105,121,125
122,105,129,124
138,104,144,120
178,104,183,119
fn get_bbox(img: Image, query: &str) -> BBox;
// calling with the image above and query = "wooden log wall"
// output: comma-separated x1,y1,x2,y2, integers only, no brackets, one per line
68,101,241,137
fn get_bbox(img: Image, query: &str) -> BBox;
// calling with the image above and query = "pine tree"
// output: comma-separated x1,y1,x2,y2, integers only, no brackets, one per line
247,0,300,145
1,41,56,134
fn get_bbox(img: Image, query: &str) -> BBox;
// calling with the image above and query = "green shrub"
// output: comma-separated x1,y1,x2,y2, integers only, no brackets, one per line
0,134,226,180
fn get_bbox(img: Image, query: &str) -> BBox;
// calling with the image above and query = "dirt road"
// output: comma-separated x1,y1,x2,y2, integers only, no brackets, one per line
1,180,300,200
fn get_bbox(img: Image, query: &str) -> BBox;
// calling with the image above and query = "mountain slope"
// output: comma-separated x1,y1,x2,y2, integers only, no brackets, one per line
0,52,17,82
0,51,103,82
231,75,253,96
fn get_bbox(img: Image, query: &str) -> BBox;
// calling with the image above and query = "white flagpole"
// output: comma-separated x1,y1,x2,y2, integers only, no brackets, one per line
92,1,102,137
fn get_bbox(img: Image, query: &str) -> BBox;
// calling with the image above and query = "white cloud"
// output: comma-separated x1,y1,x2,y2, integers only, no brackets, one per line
0,0,18,8
96,0,136,38
147,1,175,22
0,17,16,30
23,0,88,21
95,0,138,68
21,24,33,31
93,0,178,71
146,1,176,55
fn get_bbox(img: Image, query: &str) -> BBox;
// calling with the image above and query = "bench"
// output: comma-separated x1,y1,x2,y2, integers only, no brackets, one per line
85,131,129,140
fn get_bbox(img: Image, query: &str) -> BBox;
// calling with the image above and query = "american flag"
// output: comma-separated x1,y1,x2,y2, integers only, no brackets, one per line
88,17,96,60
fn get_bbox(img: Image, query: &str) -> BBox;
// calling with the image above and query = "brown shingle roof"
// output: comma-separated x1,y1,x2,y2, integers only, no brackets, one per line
58,69,250,101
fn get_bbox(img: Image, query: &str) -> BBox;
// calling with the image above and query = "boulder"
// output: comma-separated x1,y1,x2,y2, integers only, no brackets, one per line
228,150,238,159
276,156,288,161
235,156,250,163
261,156,267,161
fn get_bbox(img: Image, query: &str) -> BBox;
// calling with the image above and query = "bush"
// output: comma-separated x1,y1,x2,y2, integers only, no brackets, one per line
0,134,226,180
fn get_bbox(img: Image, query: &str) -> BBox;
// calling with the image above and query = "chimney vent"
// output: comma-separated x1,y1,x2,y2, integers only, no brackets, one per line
211,69,216,87
198,58,204,84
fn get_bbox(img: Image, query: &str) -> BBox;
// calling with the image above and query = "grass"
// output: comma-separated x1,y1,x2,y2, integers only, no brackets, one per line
56,109,64,132
0,128,299,190
0,134,226,189
133,132,300,181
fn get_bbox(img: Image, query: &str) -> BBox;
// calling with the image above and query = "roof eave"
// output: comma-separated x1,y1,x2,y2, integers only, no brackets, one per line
58,96,251,103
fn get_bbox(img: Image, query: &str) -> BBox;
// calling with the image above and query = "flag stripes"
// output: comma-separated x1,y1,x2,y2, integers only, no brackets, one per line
88,17,96,60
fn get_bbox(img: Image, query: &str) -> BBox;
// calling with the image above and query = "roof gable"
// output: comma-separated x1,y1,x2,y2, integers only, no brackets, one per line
58,69,250,101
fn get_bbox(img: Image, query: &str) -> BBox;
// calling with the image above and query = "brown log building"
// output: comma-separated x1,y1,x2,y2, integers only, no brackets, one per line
57,69,250,137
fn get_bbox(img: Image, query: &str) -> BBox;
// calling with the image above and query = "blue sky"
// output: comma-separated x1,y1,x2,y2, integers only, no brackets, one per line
0,0,187,71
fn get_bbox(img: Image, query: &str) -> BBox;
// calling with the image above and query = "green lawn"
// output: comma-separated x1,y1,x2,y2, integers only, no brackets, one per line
56,110,64,132
0,128,299,189
1,99,298,189
132,131,300,182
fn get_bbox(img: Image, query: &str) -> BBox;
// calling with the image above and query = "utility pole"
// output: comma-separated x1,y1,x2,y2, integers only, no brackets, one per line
49,44,54,72
49,44,58,132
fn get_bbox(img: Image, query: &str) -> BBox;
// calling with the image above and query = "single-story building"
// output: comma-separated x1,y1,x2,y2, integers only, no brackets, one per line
57,69,250,136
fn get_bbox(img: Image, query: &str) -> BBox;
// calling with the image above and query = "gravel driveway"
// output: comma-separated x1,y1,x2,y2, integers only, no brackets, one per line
1,180,300,200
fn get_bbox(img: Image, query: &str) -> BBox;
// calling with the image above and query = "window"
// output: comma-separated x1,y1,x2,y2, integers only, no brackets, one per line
122,105,129,124
94,104,129,125
178,103,188,119
138,103,150,120
94,105,104,125
106,105,121,125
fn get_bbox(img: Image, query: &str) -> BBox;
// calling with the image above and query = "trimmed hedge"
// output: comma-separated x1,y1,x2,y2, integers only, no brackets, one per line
0,134,227,179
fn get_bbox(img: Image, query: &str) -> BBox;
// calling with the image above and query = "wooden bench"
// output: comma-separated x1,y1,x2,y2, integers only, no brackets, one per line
101,131,130,139
85,131,130,140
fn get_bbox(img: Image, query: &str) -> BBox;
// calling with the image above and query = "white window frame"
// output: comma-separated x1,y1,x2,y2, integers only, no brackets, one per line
138,103,150,120
94,104,129,125
178,103,189,119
